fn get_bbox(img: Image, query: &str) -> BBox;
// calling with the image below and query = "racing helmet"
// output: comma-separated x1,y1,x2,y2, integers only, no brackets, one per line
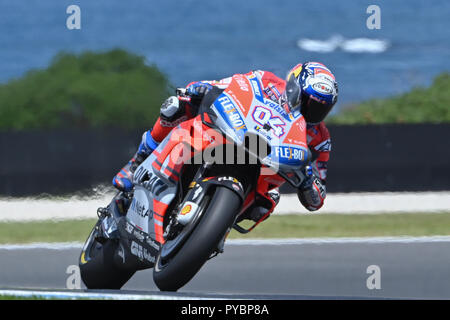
283,62,338,124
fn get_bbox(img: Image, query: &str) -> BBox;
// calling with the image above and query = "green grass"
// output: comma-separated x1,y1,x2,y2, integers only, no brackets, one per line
0,295,36,300
0,295,55,300
1,212,450,244
230,212,450,238
327,72,450,124
0,219,97,244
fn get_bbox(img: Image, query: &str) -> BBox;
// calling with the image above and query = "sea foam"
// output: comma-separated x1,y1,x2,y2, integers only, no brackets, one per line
297,35,389,53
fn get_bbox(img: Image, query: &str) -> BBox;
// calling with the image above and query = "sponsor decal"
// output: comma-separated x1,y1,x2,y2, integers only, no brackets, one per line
235,75,250,92
254,125,273,141
125,224,145,241
216,95,247,131
181,204,192,215
274,146,305,161
249,77,264,103
130,241,155,264
133,166,149,182
264,88,276,102
177,201,199,225
126,221,158,250
264,83,283,104
142,172,168,196
263,99,292,121
159,115,188,128
312,81,334,95
218,176,243,190
130,198,149,218
286,137,307,147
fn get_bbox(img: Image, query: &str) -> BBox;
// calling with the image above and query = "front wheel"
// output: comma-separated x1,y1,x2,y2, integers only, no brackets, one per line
153,186,241,291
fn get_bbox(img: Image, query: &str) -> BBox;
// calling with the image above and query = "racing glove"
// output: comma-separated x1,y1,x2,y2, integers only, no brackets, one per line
160,96,181,120
186,81,213,97
297,174,326,212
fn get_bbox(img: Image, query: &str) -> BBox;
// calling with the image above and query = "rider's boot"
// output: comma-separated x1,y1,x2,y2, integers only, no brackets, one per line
112,95,185,192
112,130,159,192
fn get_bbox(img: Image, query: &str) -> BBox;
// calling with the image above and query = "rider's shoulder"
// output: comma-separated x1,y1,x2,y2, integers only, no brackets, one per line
246,70,285,89
242,70,279,78
254,70,282,79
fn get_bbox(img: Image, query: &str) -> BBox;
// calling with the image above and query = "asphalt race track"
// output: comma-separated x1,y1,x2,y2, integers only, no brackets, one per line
1,239,450,299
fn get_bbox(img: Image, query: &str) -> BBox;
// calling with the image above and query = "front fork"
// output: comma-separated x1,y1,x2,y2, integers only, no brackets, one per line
163,163,246,255
174,163,246,226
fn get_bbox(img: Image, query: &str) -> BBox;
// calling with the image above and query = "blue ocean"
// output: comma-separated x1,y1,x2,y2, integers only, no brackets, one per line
0,0,449,113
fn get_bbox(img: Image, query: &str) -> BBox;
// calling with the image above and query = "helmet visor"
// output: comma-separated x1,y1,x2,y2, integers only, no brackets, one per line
300,93,333,124
285,74,302,112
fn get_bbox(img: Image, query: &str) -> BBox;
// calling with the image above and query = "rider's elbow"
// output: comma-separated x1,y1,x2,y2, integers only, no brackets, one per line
303,201,324,212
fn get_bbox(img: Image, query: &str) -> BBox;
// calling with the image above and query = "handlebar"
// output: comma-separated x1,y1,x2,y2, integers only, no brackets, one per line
176,88,192,102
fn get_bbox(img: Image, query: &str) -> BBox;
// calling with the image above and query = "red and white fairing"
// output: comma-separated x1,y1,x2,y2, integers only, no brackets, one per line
209,72,310,171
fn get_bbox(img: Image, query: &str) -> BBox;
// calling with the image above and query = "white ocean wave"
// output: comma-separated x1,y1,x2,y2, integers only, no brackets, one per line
297,35,390,53
340,38,390,53
297,35,343,53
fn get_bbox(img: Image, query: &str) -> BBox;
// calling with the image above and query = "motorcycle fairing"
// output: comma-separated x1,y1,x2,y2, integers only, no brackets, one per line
209,73,309,171
128,115,231,245
126,72,310,249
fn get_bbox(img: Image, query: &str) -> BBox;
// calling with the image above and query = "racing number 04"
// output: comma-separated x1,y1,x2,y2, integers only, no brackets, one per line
252,106,286,137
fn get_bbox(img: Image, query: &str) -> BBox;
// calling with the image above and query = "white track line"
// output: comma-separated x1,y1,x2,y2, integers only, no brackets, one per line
0,289,215,300
2,236,450,251
226,236,450,245
0,242,84,250
277,191,450,215
1,191,449,222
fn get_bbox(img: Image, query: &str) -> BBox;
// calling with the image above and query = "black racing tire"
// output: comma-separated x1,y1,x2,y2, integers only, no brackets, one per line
153,186,241,292
79,221,135,289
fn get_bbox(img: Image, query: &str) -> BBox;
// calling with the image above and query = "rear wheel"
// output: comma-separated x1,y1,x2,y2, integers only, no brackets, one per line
79,221,135,289
153,186,241,291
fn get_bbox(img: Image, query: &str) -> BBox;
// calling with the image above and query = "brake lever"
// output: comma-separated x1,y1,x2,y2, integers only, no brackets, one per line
176,87,192,102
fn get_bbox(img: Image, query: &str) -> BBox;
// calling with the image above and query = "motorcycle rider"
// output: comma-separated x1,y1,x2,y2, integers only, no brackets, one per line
112,62,338,219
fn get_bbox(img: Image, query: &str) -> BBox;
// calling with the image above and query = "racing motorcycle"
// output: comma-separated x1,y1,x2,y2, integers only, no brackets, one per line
79,73,311,292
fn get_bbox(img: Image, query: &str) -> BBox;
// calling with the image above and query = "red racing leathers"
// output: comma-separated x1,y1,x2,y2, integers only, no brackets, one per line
148,70,331,213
